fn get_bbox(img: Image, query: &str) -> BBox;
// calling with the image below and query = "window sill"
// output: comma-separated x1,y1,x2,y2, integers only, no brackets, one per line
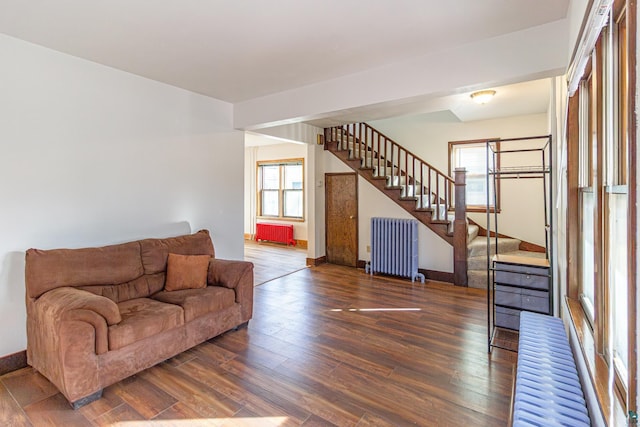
257,217,305,223
465,206,501,214
565,297,627,426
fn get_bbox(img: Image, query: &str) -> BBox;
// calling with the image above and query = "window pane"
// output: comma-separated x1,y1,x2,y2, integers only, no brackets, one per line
283,190,303,218
609,192,628,382
452,143,495,208
261,190,279,216
578,78,592,187
261,165,280,190
284,164,303,190
456,146,492,174
466,175,494,206
580,190,595,319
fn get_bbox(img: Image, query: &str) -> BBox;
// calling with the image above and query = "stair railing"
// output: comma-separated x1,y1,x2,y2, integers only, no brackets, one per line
325,123,455,221
325,123,469,286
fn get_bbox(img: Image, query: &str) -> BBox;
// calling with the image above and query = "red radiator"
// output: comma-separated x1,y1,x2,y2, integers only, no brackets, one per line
255,223,296,246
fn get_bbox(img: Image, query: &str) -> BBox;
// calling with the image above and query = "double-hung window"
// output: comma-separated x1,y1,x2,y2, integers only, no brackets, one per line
449,140,499,212
257,160,304,219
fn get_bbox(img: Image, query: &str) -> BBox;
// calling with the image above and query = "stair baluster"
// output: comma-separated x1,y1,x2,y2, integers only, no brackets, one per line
324,123,468,286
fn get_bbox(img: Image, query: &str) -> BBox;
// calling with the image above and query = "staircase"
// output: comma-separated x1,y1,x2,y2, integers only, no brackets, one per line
465,223,546,289
324,123,469,286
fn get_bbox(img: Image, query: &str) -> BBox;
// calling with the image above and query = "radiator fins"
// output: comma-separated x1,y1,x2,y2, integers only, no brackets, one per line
513,312,590,426
366,217,424,283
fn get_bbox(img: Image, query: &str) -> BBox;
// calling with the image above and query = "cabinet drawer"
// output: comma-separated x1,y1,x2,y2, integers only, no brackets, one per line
522,289,549,313
495,269,549,290
520,273,549,290
495,306,520,330
495,285,521,307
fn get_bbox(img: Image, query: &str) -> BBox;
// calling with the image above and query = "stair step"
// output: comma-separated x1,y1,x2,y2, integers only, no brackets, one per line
468,224,480,241
387,176,407,186
467,255,491,271
325,127,456,246
467,249,548,289
467,236,521,258
467,270,489,289
373,165,399,177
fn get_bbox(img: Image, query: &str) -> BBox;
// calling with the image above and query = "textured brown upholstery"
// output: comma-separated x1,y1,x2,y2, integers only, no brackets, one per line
24,229,253,408
139,230,214,275
108,298,184,350
152,286,235,322
26,241,143,299
164,253,210,291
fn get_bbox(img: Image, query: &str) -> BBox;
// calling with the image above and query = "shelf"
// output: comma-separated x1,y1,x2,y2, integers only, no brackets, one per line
495,303,550,315
486,134,553,354
492,254,550,268
494,282,551,292
489,166,550,175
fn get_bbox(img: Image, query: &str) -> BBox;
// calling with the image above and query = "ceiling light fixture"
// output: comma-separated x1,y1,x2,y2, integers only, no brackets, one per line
470,90,496,104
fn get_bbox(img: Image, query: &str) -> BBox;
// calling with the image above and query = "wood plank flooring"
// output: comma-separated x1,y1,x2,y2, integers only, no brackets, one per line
0,264,515,426
244,240,308,285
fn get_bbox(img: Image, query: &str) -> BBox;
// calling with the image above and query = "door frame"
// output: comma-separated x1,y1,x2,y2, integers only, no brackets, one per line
325,172,358,266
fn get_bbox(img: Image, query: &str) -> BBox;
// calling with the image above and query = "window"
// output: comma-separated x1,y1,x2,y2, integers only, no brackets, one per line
257,160,304,219
578,72,596,323
449,140,499,212
566,0,636,418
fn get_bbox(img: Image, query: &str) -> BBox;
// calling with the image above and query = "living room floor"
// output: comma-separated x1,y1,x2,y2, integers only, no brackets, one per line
244,239,308,285
0,264,515,426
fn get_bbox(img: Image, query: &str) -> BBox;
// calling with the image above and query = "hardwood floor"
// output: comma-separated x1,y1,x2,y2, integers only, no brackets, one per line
0,264,515,426
244,240,308,285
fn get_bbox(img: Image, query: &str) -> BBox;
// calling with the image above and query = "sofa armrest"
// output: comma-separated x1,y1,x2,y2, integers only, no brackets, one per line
208,259,253,289
208,259,254,322
36,287,121,326
32,287,120,356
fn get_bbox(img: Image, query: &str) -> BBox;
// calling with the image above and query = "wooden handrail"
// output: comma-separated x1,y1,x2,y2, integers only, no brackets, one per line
326,123,456,221
324,122,469,286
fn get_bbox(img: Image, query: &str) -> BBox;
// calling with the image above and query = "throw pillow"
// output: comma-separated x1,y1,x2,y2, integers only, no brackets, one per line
165,253,211,292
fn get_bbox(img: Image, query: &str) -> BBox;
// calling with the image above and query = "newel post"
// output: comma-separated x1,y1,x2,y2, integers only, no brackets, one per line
453,168,468,286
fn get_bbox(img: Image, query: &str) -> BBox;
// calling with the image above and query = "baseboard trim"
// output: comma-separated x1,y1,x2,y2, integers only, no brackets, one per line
306,256,326,266
245,234,307,249
0,350,27,375
518,241,546,253
419,269,454,284
357,261,454,284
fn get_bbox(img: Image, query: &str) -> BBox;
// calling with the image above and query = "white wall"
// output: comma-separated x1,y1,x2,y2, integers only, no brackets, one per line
0,34,245,357
235,20,568,129
567,0,590,61
244,141,309,241
369,113,550,246
323,152,454,273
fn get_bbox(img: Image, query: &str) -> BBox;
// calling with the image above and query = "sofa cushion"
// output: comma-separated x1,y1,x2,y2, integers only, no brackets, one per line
165,254,210,292
26,241,144,299
151,286,235,322
139,230,215,275
108,298,184,351
78,273,165,303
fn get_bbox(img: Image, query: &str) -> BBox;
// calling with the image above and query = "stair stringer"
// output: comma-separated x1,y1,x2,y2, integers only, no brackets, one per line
325,140,453,246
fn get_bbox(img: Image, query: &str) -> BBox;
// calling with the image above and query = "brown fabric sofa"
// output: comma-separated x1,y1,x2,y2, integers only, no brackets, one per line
25,229,253,408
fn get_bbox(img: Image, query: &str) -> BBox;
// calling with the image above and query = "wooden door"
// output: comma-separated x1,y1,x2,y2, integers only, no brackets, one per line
325,173,358,266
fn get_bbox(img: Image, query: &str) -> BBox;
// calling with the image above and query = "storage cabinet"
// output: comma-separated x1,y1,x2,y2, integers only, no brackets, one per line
485,135,553,352
492,254,551,331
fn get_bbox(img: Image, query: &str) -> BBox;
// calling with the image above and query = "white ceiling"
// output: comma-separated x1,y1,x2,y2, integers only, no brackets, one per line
0,0,569,108
305,78,552,127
